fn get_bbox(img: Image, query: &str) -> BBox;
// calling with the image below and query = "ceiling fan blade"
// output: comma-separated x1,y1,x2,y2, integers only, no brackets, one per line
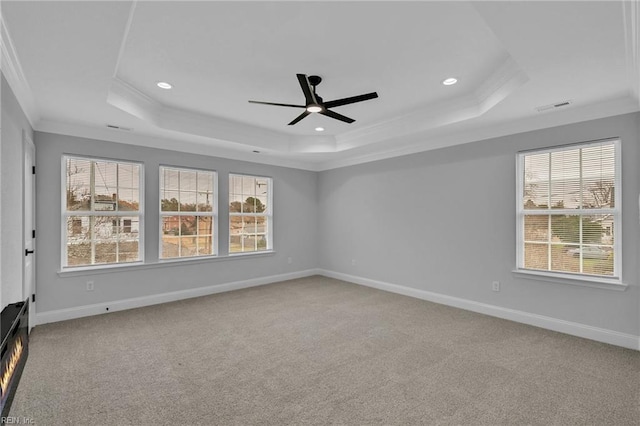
324,92,378,109
288,111,311,125
249,100,305,108
296,74,318,105
321,109,355,123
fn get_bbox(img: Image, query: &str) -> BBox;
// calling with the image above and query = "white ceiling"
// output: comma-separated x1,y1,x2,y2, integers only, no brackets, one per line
1,1,639,171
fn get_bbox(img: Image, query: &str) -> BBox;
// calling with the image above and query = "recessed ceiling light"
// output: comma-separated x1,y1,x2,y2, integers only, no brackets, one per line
315,127,325,132
156,81,172,90
442,77,458,86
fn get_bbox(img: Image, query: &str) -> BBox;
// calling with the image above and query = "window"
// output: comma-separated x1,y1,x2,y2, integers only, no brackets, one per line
160,166,217,259
63,156,143,268
517,139,620,280
112,219,132,234
229,174,272,253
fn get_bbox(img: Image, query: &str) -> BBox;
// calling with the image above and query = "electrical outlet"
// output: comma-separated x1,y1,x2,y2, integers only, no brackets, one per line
351,259,356,266
287,257,292,264
492,281,500,292
86,281,94,291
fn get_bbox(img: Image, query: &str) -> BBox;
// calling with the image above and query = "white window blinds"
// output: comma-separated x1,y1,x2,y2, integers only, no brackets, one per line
517,139,620,279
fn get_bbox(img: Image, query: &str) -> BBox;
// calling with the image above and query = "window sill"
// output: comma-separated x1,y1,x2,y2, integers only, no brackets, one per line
512,269,628,291
58,251,276,277
228,250,274,257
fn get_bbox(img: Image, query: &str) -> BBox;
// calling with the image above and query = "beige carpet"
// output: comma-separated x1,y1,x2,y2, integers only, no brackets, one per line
9,276,640,425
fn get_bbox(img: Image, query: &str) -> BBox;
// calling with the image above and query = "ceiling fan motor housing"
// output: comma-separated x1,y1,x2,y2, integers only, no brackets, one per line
308,75,322,86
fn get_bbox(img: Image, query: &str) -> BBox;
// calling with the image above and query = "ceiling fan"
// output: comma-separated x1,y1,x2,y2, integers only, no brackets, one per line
248,74,378,125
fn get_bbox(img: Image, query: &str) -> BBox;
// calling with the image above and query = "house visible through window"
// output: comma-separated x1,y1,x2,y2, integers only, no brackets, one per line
160,166,217,259
229,174,272,253
63,156,143,268
517,139,620,280
112,218,132,234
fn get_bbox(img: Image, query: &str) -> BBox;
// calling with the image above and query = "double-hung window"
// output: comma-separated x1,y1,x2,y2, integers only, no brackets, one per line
63,156,143,268
516,139,621,281
229,174,272,253
160,166,217,259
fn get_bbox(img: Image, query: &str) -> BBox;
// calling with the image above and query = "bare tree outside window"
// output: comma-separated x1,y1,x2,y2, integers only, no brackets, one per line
518,141,619,278
63,156,142,268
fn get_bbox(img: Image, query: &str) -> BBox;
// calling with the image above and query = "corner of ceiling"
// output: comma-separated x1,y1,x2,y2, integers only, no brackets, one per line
474,56,529,115
0,16,40,128
107,76,162,124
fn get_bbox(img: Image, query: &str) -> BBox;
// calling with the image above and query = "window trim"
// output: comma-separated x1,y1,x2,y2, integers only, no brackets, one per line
61,154,145,270
57,250,276,277
515,138,622,286
512,269,627,290
228,173,274,255
158,165,218,260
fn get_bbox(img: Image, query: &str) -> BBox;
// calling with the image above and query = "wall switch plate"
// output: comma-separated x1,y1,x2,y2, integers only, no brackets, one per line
351,259,356,266
492,281,500,292
86,281,94,291
287,257,292,264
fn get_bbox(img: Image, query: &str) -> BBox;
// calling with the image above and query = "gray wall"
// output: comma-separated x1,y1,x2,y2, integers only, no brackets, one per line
21,108,640,338
35,132,318,313
1,74,34,308
318,112,640,336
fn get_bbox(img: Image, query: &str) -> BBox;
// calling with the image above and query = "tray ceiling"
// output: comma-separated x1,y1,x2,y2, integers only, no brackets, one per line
1,1,638,170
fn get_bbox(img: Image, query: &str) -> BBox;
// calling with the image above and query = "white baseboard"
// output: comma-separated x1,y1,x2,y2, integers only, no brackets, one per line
36,269,320,325
319,269,640,351
35,268,639,351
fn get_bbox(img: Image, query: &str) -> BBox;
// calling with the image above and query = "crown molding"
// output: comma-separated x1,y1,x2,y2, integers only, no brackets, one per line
107,76,162,124
109,51,527,156
35,119,324,171
474,56,529,115
622,0,640,106
33,92,638,174
333,55,528,152
318,94,639,171
107,76,298,152
0,16,39,127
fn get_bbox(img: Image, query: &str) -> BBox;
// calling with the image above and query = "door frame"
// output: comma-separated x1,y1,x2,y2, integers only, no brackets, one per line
22,130,35,331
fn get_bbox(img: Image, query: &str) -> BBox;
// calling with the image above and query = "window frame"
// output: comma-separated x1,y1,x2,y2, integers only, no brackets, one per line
515,138,622,286
61,154,145,271
228,173,273,255
158,165,218,261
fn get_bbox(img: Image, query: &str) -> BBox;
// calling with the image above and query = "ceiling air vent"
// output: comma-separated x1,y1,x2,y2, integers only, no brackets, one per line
106,124,132,131
535,100,572,113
